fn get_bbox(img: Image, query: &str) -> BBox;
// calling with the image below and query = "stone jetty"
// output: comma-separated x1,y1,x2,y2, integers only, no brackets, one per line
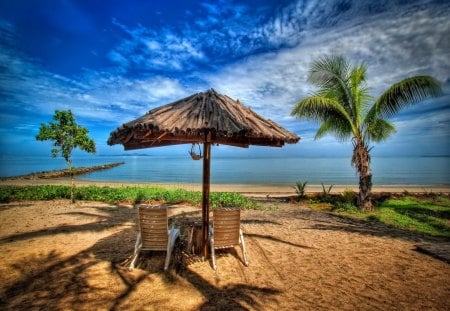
1,162,125,180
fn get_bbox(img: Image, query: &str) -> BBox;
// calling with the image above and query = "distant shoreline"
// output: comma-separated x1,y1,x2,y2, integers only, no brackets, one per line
1,162,448,196
2,156,448,186
1,178,448,196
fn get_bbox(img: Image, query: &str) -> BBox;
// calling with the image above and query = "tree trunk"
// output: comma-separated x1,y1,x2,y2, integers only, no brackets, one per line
67,160,75,204
352,140,373,211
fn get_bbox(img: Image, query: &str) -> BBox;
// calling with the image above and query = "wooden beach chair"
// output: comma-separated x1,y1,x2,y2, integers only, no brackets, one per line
209,208,249,270
129,205,180,271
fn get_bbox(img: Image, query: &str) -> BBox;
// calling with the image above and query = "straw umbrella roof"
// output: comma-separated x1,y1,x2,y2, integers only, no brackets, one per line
108,88,300,149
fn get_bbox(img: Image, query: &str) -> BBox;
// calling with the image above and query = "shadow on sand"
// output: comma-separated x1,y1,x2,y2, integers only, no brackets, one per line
0,203,283,310
2,201,446,310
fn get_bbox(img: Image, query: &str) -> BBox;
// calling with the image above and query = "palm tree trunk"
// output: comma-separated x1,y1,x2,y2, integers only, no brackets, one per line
352,140,373,211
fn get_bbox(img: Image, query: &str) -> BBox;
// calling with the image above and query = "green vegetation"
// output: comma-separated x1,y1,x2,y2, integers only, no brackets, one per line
291,54,442,210
331,194,450,237
292,181,308,198
36,110,96,202
342,187,356,204
320,183,334,202
0,185,259,209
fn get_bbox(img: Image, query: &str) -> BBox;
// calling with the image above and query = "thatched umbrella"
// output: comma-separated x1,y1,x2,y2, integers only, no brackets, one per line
108,88,300,257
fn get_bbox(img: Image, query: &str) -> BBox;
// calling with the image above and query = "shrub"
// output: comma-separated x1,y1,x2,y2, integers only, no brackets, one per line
292,181,307,198
342,187,356,204
332,202,358,212
320,183,334,202
210,192,258,209
0,185,259,210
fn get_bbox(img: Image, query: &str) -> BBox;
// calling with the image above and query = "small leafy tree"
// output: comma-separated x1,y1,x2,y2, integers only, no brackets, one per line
36,110,96,202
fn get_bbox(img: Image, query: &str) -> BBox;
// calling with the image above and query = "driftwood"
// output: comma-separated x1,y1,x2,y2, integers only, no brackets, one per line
1,162,125,180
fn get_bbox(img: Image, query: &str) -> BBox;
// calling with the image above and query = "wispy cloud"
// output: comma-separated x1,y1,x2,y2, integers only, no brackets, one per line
204,1,450,141
109,19,205,72
1,1,449,156
0,38,188,129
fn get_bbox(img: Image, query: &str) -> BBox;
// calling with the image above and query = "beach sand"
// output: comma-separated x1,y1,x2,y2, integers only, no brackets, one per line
0,199,449,310
1,177,449,197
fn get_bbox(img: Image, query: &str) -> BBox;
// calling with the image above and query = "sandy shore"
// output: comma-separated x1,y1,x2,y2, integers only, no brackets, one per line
1,178,449,197
0,199,448,310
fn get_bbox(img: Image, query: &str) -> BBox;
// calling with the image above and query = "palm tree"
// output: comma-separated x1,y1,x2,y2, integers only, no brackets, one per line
291,55,441,210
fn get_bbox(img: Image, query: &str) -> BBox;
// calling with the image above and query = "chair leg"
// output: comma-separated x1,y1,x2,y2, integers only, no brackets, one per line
164,228,180,271
129,232,142,270
239,229,249,266
209,226,217,270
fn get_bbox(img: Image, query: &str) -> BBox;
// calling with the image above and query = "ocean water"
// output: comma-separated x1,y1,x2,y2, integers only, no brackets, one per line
0,155,449,186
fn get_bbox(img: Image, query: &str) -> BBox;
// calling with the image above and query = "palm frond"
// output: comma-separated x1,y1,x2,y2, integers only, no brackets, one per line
292,96,352,123
347,64,368,125
308,54,351,88
354,84,373,124
369,76,442,120
291,96,355,140
315,87,343,102
315,119,353,141
315,120,333,140
365,119,397,142
350,64,367,90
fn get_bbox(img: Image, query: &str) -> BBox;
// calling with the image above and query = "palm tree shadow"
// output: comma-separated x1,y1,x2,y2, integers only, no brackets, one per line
0,250,108,309
0,226,150,310
386,204,450,235
0,203,34,211
308,212,448,242
0,204,135,244
0,203,282,309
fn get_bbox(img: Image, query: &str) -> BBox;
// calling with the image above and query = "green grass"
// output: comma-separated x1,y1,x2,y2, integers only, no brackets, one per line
0,185,260,210
333,195,450,238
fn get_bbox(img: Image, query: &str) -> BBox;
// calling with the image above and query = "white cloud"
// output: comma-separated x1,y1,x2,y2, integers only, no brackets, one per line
0,40,190,125
204,2,450,138
109,20,205,72
1,0,449,156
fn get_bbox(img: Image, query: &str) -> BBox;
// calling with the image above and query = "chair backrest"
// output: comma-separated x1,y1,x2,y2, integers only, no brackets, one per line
138,206,168,251
213,209,240,248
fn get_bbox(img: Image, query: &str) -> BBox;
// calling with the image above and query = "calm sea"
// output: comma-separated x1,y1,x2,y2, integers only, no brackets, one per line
0,155,449,186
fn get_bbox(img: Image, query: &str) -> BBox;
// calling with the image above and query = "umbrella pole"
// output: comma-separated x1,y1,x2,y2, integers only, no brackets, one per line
201,136,212,258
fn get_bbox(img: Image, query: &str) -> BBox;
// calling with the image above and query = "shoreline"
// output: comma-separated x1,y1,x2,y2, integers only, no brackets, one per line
1,178,449,196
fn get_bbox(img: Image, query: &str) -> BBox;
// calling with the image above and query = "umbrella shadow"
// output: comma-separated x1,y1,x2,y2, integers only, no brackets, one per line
246,233,314,249
183,269,281,310
242,219,282,226
0,203,282,309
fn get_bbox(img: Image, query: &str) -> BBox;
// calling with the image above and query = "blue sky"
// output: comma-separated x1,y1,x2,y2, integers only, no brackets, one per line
0,0,449,158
